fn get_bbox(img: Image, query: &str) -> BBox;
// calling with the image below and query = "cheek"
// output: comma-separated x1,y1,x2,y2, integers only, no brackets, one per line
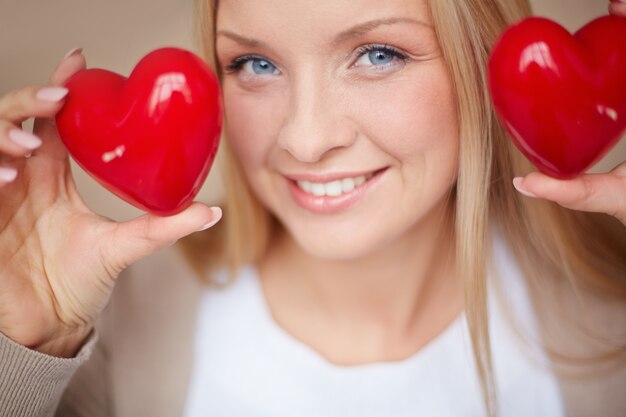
222,84,284,174
353,61,459,167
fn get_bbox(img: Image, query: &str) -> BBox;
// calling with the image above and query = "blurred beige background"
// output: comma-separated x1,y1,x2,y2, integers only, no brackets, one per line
0,0,623,221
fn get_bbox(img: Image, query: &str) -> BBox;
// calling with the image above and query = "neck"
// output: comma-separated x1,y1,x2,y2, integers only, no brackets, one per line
258,200,463,365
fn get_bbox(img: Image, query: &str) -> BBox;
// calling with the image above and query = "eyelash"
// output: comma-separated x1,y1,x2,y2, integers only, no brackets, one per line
225,54,264,73
354,44,409,67
224,44,409,74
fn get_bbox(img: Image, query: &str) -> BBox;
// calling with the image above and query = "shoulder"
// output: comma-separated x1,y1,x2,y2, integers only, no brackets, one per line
96,247,254,347
85,246,216,416
488,228,626,417
487,227,626,359
94,245,207,355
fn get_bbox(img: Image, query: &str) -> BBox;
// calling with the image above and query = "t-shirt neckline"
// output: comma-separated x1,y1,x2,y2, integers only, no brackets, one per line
240,264,467,373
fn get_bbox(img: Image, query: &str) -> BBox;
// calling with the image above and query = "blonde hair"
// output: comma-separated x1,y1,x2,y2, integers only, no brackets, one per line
180,1,626,415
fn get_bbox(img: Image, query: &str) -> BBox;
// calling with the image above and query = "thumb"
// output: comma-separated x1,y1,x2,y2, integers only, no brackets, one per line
513,161,626,223
102,203,222,274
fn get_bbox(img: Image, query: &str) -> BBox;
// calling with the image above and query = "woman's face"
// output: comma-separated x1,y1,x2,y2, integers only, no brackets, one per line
215,0,459,259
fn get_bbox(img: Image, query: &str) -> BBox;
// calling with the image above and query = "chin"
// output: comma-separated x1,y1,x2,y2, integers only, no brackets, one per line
285,220,404,261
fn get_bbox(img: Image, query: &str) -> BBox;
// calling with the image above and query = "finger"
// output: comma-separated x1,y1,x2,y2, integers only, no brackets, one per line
609,0,626,16
0,48,84,126
102,204,222,274
48,47,86,87
0,119,43,159
0,85,70,163
513,163,626,223
0,166,18,187
33,48,87,157
0,85,68,126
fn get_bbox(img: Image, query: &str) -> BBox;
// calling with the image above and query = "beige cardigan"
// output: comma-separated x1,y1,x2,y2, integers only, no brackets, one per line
1,245,625,417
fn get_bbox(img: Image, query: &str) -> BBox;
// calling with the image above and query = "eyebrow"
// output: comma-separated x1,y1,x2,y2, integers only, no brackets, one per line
335,17,431,43
217,30,268,49
217,17,431,49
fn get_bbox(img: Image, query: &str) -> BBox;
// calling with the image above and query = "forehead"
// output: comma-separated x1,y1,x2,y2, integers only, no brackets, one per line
216,0,431,43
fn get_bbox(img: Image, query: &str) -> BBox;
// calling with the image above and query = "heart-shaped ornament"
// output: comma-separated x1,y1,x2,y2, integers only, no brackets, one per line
56,47,222,215
488,16,626,179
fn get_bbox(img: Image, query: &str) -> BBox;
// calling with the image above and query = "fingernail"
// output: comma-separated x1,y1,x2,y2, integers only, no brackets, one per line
63,47,83,60
513,177,537,198
36,86,69,102
198,207,222,231
0,167,17,182
8,128,42,150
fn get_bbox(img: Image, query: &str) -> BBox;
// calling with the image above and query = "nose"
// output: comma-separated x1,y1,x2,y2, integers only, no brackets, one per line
277,73,357,163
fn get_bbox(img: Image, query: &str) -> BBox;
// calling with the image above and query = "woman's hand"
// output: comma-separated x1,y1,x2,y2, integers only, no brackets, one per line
513,163,626,225
610,0,626,16
511,1,626,226
0,49,221,358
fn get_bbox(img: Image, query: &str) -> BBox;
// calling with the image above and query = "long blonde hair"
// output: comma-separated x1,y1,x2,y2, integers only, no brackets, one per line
180,1,626,415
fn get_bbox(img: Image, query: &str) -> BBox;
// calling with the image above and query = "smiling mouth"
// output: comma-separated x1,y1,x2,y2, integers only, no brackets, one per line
293,168,386,198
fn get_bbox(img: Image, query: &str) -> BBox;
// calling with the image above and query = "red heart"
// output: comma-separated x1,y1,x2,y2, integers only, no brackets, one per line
488,16,626,179
56,47,222,215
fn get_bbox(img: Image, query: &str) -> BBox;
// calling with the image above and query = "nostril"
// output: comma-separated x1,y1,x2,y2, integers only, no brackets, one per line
277,125,359,164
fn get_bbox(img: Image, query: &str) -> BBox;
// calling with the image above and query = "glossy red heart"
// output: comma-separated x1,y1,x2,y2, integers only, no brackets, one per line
56,47,222,215
488,16,626,179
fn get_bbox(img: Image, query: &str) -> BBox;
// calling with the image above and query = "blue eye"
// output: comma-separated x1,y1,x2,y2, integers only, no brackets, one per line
247,58,278,75
368,50,393,65
355,45,408,68
227,55,279,76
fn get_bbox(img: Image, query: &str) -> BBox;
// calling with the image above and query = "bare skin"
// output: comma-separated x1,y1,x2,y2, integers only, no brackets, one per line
217,0,626,365
0,51,221,358
0,0,623,364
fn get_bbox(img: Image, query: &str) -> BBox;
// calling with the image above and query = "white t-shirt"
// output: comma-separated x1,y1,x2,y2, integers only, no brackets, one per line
182,235,566,417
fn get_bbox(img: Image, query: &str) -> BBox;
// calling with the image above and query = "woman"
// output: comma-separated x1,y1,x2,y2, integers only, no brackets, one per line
0,0,625,416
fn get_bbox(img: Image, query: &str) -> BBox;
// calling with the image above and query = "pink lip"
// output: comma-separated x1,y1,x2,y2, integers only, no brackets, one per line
286,168,387,214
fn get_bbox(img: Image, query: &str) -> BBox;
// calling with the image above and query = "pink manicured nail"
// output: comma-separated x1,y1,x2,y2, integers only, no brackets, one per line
198,207,222,231
63,47,83,60
0,167,17,182
8,129,42,150
36,87,68,102
513,177,537,198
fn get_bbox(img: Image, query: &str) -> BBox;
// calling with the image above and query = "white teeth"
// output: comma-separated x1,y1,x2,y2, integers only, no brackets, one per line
311,183,326,197
341,178,355,193
325,180,343,197
297,180,312,193
296,173,374,197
